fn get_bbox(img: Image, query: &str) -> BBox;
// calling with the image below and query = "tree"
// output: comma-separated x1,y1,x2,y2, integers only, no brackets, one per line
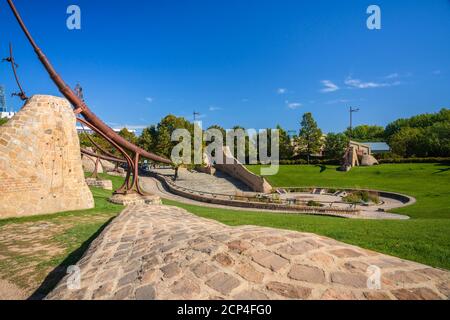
228,125,248,162
276,125,294,160
0,117,8,126
324,133,349,160
385,108,450,143
148,115,195,159
138,125,158,153
78,131,118,156
154,125,173,158
207,125,226,141
386,108,450,157
298,113,323,163
426,122,450,156
344,125,384,142
118,128,138,145
389,127,424,157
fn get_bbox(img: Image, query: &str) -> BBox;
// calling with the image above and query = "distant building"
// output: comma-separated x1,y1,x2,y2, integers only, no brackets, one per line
0,111,16,119
76,126,137,135
0,85,16,119
0,85,7,113
362,142,390,154
349,141,372,155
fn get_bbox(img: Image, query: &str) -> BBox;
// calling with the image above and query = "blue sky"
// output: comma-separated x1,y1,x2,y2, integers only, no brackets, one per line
0,0,449,133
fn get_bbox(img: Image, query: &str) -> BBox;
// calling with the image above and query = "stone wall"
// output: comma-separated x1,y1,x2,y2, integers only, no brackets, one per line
214,147,273,193
82,150,117,174
0,95,94,218
82,153,104,174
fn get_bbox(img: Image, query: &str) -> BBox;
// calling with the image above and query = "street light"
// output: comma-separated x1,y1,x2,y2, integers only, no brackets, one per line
193,111,201,122
349,107,360,140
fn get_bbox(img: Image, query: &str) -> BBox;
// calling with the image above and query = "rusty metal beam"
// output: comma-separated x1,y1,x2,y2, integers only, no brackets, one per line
6,0,173,195
2,43,28,101
81,148,127,164
6,0,171,166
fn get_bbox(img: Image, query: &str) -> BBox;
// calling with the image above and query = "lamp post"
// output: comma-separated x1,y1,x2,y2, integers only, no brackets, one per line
349,107,360,140
193,111,201,122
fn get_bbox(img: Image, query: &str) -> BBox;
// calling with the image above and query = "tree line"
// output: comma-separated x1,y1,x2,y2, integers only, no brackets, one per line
77,108,449,163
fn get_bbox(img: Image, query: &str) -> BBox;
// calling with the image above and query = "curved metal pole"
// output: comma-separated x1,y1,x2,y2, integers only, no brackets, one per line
80,121,125,161
80,150,100,178
77,118,136,194
6,0,171,165
2,43,28,101
81,148,127,164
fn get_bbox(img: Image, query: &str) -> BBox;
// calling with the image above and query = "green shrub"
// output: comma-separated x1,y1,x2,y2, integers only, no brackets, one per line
343,191,380,204
307,200,323,207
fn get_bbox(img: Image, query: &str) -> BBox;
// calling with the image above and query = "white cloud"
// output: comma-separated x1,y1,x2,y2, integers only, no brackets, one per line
286,101,302,110
145,97,154,103
209,106,222,112
385,73,399,79
277,88,287,94
320,80,339,93
345,77,401,89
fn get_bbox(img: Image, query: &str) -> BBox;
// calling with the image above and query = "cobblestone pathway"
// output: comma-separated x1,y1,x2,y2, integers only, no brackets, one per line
154,169,251,195
48,205,450,300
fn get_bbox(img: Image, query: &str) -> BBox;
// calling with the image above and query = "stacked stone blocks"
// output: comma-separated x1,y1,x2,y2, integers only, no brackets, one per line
0,95,94,218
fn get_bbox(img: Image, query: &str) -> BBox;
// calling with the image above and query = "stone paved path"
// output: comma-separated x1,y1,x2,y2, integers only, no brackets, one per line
47,205,449,300
153,168,251,195
141,176,409,220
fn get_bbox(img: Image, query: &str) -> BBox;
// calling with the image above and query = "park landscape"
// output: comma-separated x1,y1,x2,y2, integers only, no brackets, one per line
0,111,449,299
0,0,449,302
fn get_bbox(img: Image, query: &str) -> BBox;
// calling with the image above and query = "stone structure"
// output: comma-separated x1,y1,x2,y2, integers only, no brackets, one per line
48,205,449,300
82,149,117,175
341,141,379,171
0,95,94,218
215,147,273,193
108,193,162,206
85,178,113,191
82,153,104,174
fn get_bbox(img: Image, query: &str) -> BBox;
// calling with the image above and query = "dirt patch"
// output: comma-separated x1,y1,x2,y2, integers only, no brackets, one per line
0,279,28,300
0,213,115,296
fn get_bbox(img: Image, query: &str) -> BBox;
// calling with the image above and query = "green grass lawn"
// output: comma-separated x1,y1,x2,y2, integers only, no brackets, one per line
1,164,449,297
163,163,450,270
0,173,124,296
247,163,450,219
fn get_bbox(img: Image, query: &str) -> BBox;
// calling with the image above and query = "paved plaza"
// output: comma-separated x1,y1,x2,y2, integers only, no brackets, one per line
48,204,449,300
153,168,251,195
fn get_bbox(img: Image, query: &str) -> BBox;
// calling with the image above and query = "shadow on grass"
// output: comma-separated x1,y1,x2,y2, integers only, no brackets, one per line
432,164,450,174
27,217,115,300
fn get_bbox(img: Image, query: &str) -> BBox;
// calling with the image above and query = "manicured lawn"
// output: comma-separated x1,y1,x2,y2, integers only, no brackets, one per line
0,174,124,297
247,163,450,219
1,163,448,298
163,163,450,270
